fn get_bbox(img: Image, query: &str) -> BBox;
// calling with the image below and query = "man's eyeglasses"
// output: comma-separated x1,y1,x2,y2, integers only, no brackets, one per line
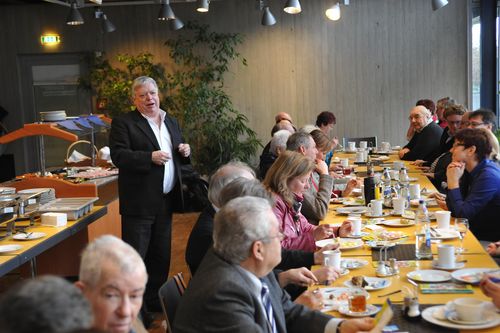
469,121,485,128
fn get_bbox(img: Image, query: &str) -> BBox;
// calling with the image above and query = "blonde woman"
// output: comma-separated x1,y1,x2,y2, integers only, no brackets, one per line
263,151,351,252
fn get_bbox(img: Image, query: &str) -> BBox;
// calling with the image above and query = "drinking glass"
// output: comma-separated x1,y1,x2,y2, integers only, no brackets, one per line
454,218,469,253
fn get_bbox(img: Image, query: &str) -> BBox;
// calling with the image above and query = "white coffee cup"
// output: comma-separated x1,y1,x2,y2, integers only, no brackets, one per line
435,210,451,229
437,244,455,268
359,141,368,149
323,250,341,270
361,149,368,162
409,184,420,200
348,142,356,151
367,199,383,217
355,151,364,163
453,298,484,322
392,197,408,215
340,158,349,168
347,217,362,236
381,142,390,152
389,170,399,181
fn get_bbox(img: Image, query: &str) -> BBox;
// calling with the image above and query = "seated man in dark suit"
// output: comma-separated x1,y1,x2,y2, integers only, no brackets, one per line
174,197,375,333
399,105,443,161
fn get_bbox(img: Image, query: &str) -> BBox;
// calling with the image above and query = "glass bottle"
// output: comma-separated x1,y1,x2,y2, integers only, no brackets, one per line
415,199,432,259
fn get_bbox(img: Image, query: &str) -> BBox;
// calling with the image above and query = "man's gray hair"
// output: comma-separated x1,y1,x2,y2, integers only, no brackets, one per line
207,161,256,208
270,130,291,155
0,276,93,333
79,235,147,288
131,76,158,98
286,131,313,152
299,124,318,134
213,196,272,264
219,177,274,207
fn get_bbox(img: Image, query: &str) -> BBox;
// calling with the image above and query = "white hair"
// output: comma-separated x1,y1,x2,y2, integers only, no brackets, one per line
270,130,291,155
79,235,147,288
207,161,255,208
299,124,319,134
131,76,158,98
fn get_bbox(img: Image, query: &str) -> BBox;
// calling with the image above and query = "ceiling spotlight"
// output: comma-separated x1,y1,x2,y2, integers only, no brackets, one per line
432,0,448,11
262,6,276,26
101,14,116,33
169,17,184,31
197,0,210,12
284,0,301,14
158,0,176,20
325,2,341,21
66,1,84,25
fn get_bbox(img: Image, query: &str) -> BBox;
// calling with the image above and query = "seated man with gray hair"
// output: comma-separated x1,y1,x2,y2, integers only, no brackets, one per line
174,197,374,333
399,105,443,161
75,235,148,333
0,275,93,333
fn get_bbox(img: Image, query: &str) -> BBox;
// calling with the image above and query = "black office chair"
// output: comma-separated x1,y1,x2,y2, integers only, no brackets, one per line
342,136,378,148
158,272,187,333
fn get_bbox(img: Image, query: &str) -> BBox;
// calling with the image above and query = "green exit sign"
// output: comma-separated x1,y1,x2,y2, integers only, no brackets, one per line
40,35,60,45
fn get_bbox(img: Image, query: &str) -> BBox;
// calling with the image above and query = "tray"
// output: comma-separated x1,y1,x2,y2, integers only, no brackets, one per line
38,197,99,220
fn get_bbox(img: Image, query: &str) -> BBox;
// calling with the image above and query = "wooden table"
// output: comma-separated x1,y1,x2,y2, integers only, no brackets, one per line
317,152,500,332
0,205,107,278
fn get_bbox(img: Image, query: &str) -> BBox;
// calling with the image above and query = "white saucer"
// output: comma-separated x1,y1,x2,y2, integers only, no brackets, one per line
431,260,465,271
407,269,452,283
0,244,22,253
446,312,490,325
341,259,369,269
338,304,380,317
364,211,390,218
422,305,500,330
345,232,369,239
13,232,46,241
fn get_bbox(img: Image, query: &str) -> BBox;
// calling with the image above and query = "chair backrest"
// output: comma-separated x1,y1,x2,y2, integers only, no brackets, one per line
342,136,378,148
158,272,187,333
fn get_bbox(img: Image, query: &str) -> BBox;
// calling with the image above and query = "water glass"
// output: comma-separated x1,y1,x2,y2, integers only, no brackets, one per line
454,218,469,253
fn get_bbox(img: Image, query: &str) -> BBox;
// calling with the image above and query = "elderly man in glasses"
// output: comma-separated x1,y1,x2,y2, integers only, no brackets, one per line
174,196,375,333
399,105,443,161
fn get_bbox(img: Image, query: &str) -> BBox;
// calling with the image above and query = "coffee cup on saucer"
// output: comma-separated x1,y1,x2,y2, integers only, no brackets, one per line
392,197,408,215
347,217,362,236
347,142,356,152
435,210,451,229
453,298,484,322
359,141,368,149
367,199,383,217
437,244,455,268
323,250,341,270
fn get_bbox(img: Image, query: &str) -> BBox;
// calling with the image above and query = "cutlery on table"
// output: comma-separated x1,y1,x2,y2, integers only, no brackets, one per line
377,289,402,298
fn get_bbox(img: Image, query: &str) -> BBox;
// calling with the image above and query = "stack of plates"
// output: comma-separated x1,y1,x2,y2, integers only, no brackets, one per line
0,187,16,195
18,188,56,205
40,110,66,122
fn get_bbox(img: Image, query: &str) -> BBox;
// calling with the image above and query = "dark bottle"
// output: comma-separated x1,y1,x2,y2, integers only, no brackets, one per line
364,176,376,205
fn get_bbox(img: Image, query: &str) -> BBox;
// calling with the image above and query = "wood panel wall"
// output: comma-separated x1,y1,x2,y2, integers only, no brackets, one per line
0,0,468,174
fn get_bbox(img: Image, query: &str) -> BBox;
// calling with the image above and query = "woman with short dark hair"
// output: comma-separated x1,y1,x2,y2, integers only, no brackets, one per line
442,128,500,241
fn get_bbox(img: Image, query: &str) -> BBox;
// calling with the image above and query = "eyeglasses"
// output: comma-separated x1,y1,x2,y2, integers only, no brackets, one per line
262,232,285,242
469,121,485,128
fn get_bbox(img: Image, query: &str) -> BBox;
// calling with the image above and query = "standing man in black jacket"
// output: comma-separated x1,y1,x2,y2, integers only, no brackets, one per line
110,76,191,314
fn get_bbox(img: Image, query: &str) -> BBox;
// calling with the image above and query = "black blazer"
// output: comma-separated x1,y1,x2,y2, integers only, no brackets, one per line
109,110,190,215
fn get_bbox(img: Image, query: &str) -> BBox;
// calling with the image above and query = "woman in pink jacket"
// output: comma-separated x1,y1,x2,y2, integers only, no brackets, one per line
263,151,351,252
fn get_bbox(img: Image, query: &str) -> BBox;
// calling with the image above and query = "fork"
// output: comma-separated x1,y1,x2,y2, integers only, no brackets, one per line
430,227,441,237
24,232,33,239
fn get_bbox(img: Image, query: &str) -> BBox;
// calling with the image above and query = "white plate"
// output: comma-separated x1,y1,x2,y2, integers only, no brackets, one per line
315,238,337,248
364,211,390,218
13,232,46,241
344,277,391,291
365,241,397,249
0,244,22,253
336,207,367,215
344,232,369,239
381,219,415,227
343,199,366,206
430,229,460,240
0,187,16,194
320,287,368,312
431,260,465,271
446,311,496,325
451,268,497,284
401,211,415,219
422,305,500,330
407,269,452,283
337,238,364,251
341,259,369,269
338,304,380,317
372,156,390,161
